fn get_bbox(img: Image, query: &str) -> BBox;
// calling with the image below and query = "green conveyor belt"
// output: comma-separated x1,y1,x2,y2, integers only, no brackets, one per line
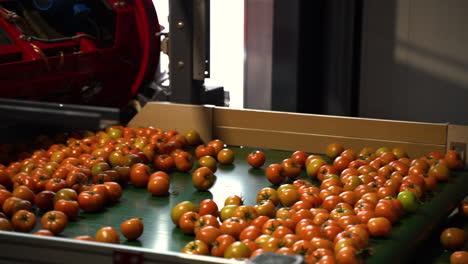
22,146,467,263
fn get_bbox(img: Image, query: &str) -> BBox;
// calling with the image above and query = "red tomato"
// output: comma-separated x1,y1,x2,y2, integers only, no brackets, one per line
450,251,468,264
120,218,144,241
192,167,216,191
179,211,200,234
367,217,392,237
174,151,194,172
2,197,31,216
34,229,54,236
440,227,467,250
207,139,225,154
11,210,36,232
211,234,236,257
182,240,209,255
196,226,221,248
95,226,120,244
247,151,266,169
129,163,150,187
41,210,68,234
325,143,344,159
77,191,105,213
0,218,12,231
265,164,285,185
198,156,218,173
147,176,170,196
220,217,248,239
199,199,219,217
217,148,235,165
54,199,80,220
195,145,216,159
281,158,302,179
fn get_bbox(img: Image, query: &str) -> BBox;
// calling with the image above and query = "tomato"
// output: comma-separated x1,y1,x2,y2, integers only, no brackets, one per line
91,162,110,177
95,226,120,244
192,167,216,191
367,217,392,237
225,194,243,206
429,164,450,181
147,176,170,196
102,181,122,202
65,172,88,191
325,143,344,159
129,163,150,187
211,234,236,257
114,165,131,184
0,189,12,208
120,218,144,241
171,201,197,226
193,214,220,234
459,201,468,219
251,216,270,229
199,199,219,217
374,199,401,223
184,129,201,145
254,200,276,218
152,155,174,172
34,229,54,236
74,235,96,241
207,139,225,154
12,185,35,203
265,164,285,185
54,188,78,203
239,225,262,241
41,210,68,234
397,190,420,213
11,209,36,232
281,158,302,179
216,148,234,165
277,188,301,207
232,205,258,223
306,158,327,179
177,210,198,233
77,191,105,213
0,218,12,231
219,217,248,239
198,156,217,173
333,156,352,172
247,151,266,169
174,151,194,172
196,226,221,247
45,178,67,192
54,199,80,220
108,150,125,167
2,197,31,216
441,227,467,250
195,145,216,159
290,151,309,167
255,187,278,205
182,240,209,255
450,251,468,264
317,165,339,182
224,241,251,259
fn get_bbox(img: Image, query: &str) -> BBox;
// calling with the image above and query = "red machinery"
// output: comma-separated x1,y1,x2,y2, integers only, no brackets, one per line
0,0,160,108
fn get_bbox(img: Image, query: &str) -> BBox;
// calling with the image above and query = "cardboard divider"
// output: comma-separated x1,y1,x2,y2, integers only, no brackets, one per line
215,126,446,158
213,107,447,145
128,102,466,160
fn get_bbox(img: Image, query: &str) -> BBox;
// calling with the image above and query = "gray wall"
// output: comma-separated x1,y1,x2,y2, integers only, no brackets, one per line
359,0,468,125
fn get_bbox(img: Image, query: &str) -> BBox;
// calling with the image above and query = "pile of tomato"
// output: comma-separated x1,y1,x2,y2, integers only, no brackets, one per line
172,144,465,263
0,125,466,264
